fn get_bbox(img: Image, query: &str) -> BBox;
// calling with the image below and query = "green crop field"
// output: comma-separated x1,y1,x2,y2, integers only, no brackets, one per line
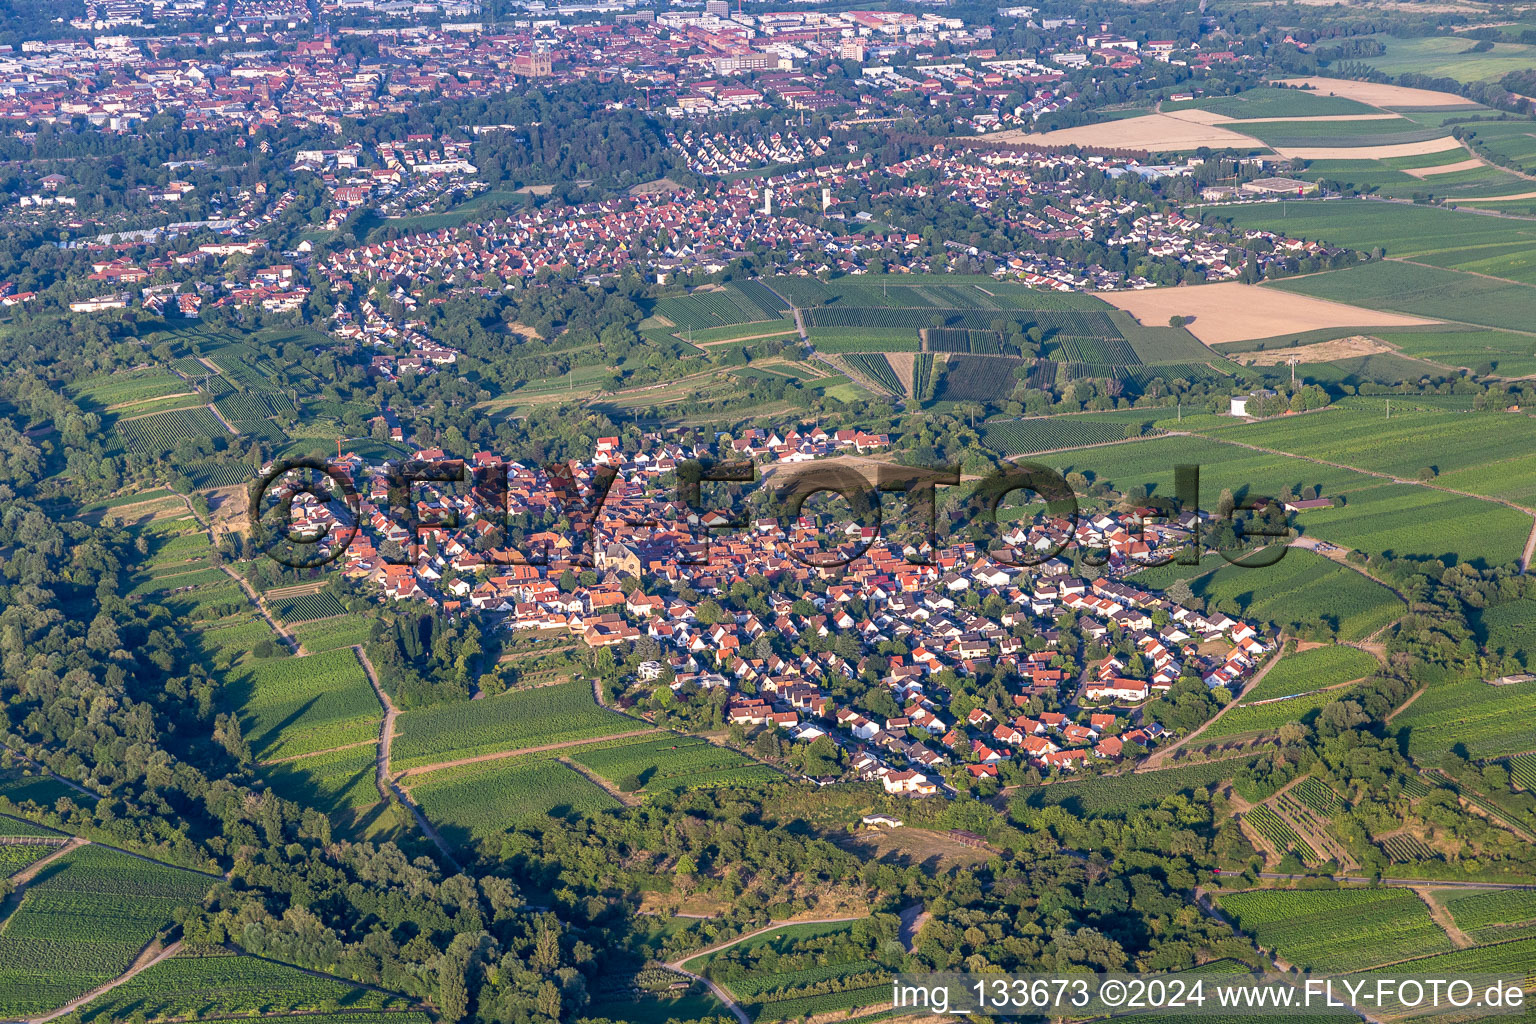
934,355,1025,402
1235,118,1449,148
807,328,920,353
290,615,373,652
1240,646,1381,702
1053,433,1529,566
223,648,381,762
567,735,778,792
1022,756,1260,816
1363,329,1536,378
843,353,903,393
1351,936,1536,979
1391,678,1536,759
1215,408,1536,503
1437,890,1536,944
983,415,1158,456
392,681,637,770
1164,87,1380,118
1271,260,1536,330
68,369,193,410
1354,34,1536,83
0,844,58,873
76,946,409,1022
0,844,214,1017
1205,687,1353,739
1213,200,1536,285
0,813,63,837
261,743,380,819
1472,598,1536,668
0,766,77,809
1216,888,1453,972
409,757,620,840
1140,550,1404,642
116,407,231,455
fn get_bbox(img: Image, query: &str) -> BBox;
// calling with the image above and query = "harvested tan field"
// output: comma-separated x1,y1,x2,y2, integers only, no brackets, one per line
886,351,917,397
977,113,1262,152
1165,108,1403,125
1099,282,1440,345
1271,138,1460,161
1272,77,1477,108
1457,190,1536,202
1229,335,1393,364
1403,157,1488,178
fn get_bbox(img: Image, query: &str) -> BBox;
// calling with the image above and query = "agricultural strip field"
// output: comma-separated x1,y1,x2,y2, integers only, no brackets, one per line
289,615,374,653
1022,756,1260,816
115,407,231,455
1368,328,1536,378
1135,549,1401,643
1239,646,1381,703
407,757,620,841
1216,888,1454,971
1473,598,1536,669
260,743,381,820
0,844,59,874
0,813,63,837
1098,280,1437,346
1205,687,1354,740
1211,407,1536,506
222,648,382,762
391,681,637,771
1390,677,1536,759
270,590,347,622
1163,87,1380,119
1270,254,1536,327
0,844,215,1017
1211,200,1536,272
1436,890,1536,944
1051,433,1531,566
566,735,779,792
67,369,193,410
807,328,920,353
933,355,1026,402
983,412,1163,456
75,946,410,1022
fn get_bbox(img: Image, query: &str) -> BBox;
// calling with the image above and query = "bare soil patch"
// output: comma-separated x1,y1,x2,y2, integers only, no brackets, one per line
975,113,1262,152
1272,77,1479,108
1098,282,1439,345
1272,137,1460,161
1230,334,1393,364
1404,157,1488,178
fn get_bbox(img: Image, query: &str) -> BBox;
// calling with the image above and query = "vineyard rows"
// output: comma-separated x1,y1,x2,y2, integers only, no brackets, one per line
1244,804,1316,861
1378,833,1437,863
272,590,348,623
1292,777,1344,815
1507,753,1536,791
0,845,213,1017
568,736,758,786
982,418,1147,457
228,647,381,761
117,407,230,454
933,355,1024,402
76,947,408,1022
912,353,935,400
410,758,619,838
392,681,634,770
843,353,903,394
1049,336,1142,364
1217,888,1455,972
